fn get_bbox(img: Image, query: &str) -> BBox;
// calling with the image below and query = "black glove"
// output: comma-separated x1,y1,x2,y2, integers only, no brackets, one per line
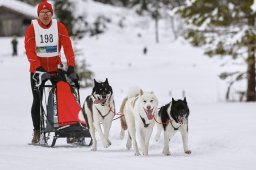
33,67,51,86
36,67,46,72
69,72,79,81
67,66,75,76
67,66,78,81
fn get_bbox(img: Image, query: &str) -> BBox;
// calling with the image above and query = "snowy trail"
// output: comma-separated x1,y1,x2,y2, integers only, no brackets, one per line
0,37,256,170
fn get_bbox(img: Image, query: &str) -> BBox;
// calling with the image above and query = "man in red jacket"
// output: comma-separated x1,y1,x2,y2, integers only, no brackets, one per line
25,0,77,144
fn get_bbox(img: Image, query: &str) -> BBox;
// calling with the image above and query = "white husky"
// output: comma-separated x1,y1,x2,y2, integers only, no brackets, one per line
120,88,158,156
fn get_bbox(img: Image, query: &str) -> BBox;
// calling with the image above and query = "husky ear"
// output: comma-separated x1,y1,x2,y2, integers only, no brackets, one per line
105,78,109,84
184,97,187,103
140,89,144,96
172,97,175,103
94,79,98,85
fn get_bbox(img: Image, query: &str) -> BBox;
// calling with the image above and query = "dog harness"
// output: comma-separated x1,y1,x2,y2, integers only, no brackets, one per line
140,115,150,128
95,106,113,119
162,107,181,130
168,115,182,130
170,120,180,131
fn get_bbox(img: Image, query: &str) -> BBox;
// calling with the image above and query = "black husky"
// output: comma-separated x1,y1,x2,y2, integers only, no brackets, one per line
83,78,115,151
155,98,191,155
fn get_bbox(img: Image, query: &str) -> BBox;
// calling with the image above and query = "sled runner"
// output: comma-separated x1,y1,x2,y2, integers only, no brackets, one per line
33,65,92,147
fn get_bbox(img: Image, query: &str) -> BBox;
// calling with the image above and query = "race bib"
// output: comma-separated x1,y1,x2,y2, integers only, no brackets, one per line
32,19,59,57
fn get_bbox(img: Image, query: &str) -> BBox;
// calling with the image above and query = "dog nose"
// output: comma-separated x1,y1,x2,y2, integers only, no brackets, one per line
147,106,151,110
102,95,106,99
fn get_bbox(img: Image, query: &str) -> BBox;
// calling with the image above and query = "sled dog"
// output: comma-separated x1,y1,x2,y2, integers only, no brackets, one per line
155,98,191,155
83,78,115,151
120,88,158,156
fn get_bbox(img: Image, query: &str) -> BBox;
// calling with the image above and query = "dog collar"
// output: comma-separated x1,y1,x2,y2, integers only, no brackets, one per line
167,113,181,130
167,108,181,130
170,120,180,131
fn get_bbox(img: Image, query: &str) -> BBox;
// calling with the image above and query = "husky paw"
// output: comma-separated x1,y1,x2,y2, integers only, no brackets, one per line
102,140,111,148
107,139,112,146
162,149,170,156
91,146,97,151
103,143,110,148
126,143,131,150
185,150,192,154
134,152,141,156
143,152,148,156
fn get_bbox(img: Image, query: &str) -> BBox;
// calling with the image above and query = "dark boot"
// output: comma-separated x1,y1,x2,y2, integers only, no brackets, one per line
31,130,40,144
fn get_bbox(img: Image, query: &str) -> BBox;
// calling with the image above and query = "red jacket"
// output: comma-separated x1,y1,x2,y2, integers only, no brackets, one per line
25,19,75,73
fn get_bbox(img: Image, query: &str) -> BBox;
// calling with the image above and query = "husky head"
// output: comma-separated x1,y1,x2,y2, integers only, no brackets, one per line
139,90,158,120
171,97,189,124
92,78,113,105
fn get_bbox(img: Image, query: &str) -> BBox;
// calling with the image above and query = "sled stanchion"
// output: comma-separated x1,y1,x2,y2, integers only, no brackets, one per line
51,136,57,147
88,138,93,146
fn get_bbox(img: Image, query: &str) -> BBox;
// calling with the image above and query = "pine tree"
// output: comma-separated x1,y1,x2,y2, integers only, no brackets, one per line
54,0,94,88
54,0,75,35
77,59,94,88
18,0,41,6
151,0,160,43
178,0,256,101
94,0,113,5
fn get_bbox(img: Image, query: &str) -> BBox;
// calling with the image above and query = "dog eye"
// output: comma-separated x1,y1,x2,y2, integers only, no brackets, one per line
150,100,153,102
143,100,146,103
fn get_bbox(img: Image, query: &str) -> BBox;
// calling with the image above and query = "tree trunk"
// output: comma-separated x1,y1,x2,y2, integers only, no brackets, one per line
141,0,148,11
155,15,159,43
246,52,256,101
170,16,178,40
155,1,159,43
246,15,256,101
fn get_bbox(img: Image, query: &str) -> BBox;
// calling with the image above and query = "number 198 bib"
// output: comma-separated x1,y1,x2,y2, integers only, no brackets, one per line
32,19,59,57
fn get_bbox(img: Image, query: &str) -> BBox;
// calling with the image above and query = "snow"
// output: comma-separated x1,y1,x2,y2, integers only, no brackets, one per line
0,0,37,18
252,0,256,12
0,1,256,170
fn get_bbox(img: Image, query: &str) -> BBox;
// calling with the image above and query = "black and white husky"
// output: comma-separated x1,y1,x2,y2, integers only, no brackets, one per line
155,98,191,155
120,88,158,156
83,79,115,151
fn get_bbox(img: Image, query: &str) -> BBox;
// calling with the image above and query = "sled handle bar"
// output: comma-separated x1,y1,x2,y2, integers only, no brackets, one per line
39,69,80,89
41,83,79,88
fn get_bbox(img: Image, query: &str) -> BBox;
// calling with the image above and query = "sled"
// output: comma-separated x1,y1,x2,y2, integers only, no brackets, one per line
34,67,92,147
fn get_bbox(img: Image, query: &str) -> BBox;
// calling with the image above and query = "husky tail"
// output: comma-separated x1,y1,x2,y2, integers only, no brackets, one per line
127,87,141,98
120,87,142,139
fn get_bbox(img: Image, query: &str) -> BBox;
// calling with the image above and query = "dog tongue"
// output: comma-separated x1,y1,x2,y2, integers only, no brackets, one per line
94,99,104,104
145,109,154,120
178,116,187,124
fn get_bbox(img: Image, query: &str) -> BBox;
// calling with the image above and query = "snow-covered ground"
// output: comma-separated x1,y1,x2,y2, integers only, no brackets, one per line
0,1,256,170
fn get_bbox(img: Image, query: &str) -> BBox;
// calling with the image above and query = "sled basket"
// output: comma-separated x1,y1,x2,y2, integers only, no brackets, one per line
38,70,92,147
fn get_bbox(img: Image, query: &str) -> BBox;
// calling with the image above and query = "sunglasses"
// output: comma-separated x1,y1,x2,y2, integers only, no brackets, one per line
39,11,52,17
